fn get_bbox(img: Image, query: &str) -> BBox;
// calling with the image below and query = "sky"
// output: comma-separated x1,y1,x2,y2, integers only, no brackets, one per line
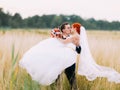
0,0,120,22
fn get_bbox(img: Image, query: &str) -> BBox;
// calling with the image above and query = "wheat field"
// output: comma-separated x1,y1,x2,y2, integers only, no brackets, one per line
0,29,120,90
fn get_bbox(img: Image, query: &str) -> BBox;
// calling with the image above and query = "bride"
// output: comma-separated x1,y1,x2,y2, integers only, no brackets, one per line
19,22,120,86
60,23,120,84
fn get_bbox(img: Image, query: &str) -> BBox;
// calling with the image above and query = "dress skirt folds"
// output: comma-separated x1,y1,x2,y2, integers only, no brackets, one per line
19,38,77,85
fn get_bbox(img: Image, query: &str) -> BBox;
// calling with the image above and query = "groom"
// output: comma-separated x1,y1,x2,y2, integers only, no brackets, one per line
60,22,81,89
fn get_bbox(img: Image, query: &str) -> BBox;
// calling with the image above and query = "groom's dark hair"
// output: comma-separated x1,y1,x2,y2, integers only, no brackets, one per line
60,22,69,32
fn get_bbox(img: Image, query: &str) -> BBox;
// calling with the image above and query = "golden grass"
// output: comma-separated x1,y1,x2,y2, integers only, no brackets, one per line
0,29,120,90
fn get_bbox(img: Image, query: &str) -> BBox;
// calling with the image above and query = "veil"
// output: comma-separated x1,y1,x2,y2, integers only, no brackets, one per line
77,26,120,83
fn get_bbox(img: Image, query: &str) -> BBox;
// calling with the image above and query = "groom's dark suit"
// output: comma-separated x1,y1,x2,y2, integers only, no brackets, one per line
65,46,81,87
62,36,81,88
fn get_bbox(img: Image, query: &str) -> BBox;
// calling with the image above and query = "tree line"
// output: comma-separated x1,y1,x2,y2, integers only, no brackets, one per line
0,8,120,30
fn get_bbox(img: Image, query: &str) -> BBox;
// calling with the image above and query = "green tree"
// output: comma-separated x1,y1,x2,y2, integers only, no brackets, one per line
11,13,23,28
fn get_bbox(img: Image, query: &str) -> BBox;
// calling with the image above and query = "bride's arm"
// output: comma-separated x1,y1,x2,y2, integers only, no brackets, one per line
58,37,74,44
58,35,80,46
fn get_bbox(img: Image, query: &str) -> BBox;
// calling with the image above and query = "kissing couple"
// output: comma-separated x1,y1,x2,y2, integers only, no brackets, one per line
19,22,120,87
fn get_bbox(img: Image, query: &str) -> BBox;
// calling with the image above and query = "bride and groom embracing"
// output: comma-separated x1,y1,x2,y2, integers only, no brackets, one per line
19,22,81,86
19,22,120,88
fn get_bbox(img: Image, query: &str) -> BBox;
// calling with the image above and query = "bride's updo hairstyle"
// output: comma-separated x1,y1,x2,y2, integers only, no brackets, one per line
51,28,62,38
72,23,81,34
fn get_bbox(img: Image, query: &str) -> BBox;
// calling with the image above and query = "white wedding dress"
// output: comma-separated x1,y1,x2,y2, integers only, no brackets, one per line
19,38,77,85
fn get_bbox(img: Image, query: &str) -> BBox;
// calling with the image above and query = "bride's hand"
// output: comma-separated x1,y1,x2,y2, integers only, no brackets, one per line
51,28,61,38
55,34,62,38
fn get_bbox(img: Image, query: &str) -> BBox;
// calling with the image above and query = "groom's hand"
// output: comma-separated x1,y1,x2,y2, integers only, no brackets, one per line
76,46,81,54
